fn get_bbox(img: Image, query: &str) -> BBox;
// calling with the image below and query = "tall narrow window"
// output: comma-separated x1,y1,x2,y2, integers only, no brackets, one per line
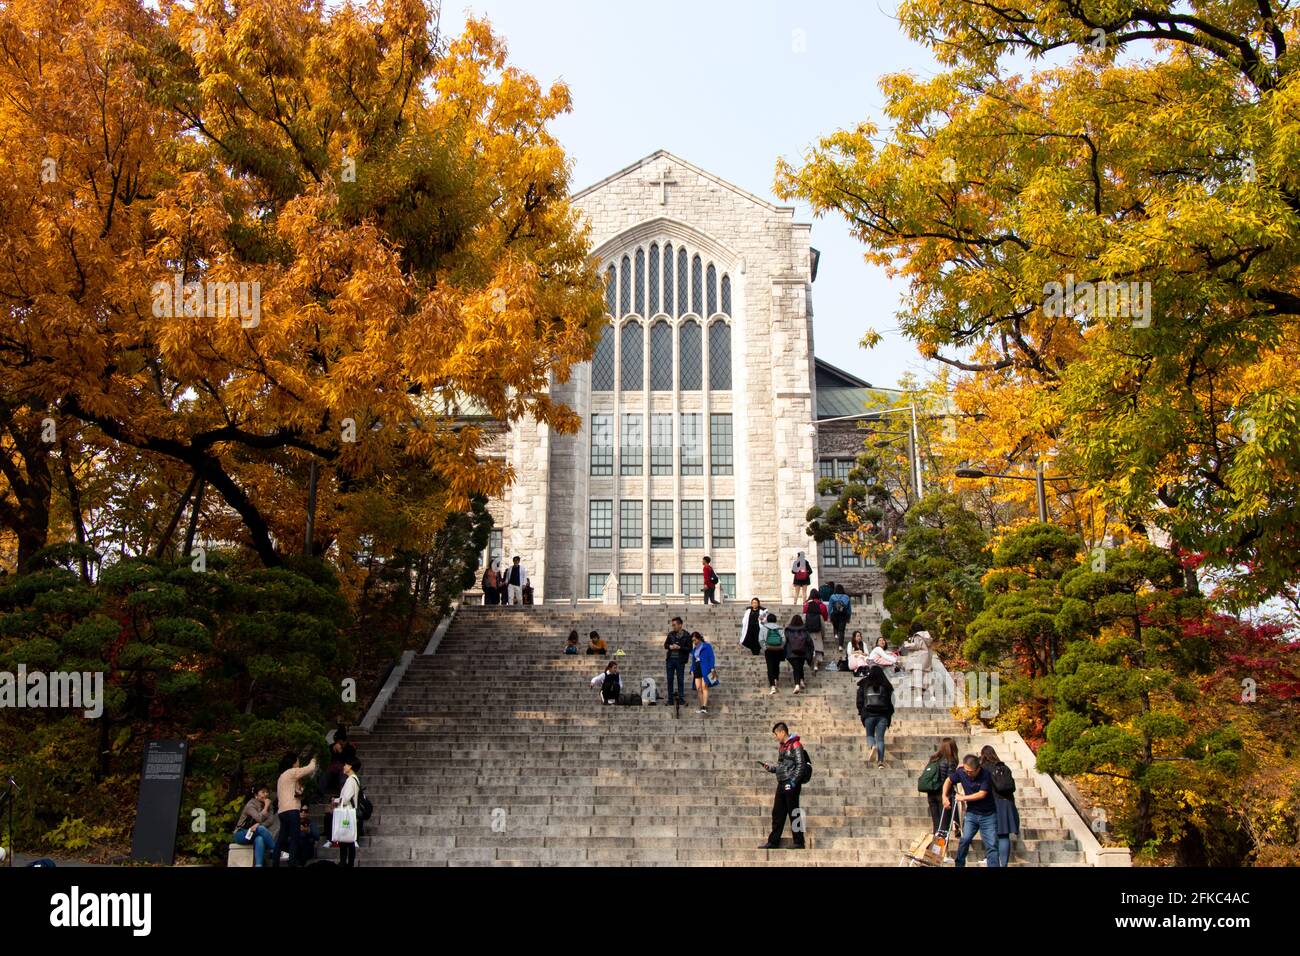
592,324,614,391
721,274,732,315
651,500,674,548
486,529,503,568
680,413,703,475
677,247,688,316
620,500,642,548
712,500,735,548
620,320,643,390
710,414,733,476
651,413,674,475
589,500,613,549
605,264,617,316
650,321,673,390
663,243,674,316
691,255,703,315
649,244,660,315
679,320,702,391
708,321,732,390
681,501,705,549
620,414,643,475
706,263,718,316
590,414,613,476
619,255,631,317
634,248,645,315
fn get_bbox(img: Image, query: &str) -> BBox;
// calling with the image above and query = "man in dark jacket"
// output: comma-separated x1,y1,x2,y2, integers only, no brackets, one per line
664,617,691,706
758,722,807,850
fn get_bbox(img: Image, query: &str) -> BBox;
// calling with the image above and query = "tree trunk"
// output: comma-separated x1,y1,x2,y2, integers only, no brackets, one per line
60,438,91,582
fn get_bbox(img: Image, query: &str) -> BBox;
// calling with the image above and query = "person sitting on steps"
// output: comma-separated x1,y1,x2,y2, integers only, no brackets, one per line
586,631,608,655
564,630,580,655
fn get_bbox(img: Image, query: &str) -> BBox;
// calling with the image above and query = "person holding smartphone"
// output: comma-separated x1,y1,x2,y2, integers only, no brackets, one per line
757,722,807,850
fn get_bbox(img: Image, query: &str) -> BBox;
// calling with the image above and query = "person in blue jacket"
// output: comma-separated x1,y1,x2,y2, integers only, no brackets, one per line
690,632,717,715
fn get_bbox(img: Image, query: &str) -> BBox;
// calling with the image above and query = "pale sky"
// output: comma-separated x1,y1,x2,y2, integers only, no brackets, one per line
443,0,943,389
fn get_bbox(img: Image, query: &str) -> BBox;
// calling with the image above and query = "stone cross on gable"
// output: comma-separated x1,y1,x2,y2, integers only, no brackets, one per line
646,165,678,205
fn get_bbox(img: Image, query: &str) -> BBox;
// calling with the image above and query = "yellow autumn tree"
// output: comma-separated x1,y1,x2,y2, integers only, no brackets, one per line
0,0,605,575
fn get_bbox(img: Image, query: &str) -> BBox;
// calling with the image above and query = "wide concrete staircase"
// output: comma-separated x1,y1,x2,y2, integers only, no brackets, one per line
354,603,1090,866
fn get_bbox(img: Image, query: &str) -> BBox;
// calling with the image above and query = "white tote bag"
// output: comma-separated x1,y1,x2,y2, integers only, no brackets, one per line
332,805,358,844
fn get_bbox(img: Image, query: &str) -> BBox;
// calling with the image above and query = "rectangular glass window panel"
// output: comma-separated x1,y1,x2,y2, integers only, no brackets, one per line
587,574,606,599
818,460,835,481
681,500,705,549
680,414,703,475
650,573,675,595
820,539,838,567
591,415,613,476
681,573,703,595
841,544,861,568
619,573,642,597
620,500,643,548
651,414,674,475
710,414,733,476
589,500,613,549
620,414,643,476
711,500,735,548
487,529,502,567
651,500,674,549
719,573,736,598
836,459,853,479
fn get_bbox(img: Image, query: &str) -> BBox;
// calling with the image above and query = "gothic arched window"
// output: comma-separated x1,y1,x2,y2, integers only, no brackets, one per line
677,247,688,316
679,320,702,391
721,274,732,316
663,243,674,317
650,321,673,390
605,265,617,316
691,255,703,315
634,248,645,315
706,263,718,317
709,321,732,390
649,244,660,315
621,320,643,390
592,323,615,390
619,255,632,317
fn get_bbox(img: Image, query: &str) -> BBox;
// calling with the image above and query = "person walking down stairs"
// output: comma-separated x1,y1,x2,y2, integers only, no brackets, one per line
981,745,1020,867
664,617,692,706
690,632,717,715
758,722,809,850
738,598,766,656
944,755,1002,868
506,556,527,606
784,615,811,694
856,665,894,768
761,613,786,694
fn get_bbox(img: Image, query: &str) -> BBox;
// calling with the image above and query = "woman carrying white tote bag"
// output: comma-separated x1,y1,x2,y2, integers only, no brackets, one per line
333,758,361,866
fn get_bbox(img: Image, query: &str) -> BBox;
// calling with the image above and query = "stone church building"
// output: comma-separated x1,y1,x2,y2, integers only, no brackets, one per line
482,151,893,608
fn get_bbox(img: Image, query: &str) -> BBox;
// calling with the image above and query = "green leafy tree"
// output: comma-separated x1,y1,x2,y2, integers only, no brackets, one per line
1037,545,1227,852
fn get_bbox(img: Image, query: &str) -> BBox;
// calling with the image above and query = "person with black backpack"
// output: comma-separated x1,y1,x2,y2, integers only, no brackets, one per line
757,721,810,850
784,615,811,694
919,738,961,834
856,665,894,768
981,745,1020,867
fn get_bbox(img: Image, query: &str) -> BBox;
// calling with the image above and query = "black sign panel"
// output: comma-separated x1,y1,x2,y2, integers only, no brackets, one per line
129,739,188,865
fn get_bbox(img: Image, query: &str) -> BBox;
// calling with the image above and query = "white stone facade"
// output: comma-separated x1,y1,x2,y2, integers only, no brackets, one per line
493,151,819,604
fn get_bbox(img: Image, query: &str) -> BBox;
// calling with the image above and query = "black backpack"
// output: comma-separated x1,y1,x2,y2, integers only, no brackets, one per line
864,684,891,709
357,783,374,821
989,762,1016,797
804,607,822,632
798,747,813,784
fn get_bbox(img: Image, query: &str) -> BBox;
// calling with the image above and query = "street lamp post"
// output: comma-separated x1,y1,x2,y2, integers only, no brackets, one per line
809,404,927,499
955,462,1079,523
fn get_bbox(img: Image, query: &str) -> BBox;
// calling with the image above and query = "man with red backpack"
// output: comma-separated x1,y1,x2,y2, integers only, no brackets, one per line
702,556,720,605
758,722,811,850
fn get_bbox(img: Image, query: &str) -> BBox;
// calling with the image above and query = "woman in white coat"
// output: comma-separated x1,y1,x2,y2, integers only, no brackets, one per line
336,758,361,867
738,598,766,655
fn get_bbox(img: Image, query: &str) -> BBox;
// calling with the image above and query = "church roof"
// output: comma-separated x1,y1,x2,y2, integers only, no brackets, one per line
814,359,906,420
570,149,796,216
